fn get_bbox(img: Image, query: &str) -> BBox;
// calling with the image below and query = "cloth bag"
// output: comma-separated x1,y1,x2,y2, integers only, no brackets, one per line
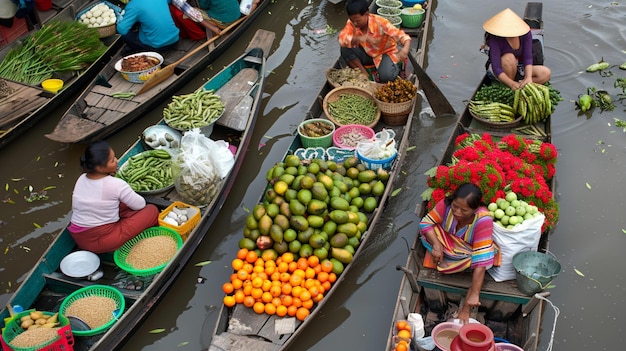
487,213,545,282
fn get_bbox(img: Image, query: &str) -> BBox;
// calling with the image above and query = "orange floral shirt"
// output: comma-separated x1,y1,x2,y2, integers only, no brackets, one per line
338,13,411,68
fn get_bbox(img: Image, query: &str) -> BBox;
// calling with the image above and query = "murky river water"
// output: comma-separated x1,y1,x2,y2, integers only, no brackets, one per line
1,0,625,350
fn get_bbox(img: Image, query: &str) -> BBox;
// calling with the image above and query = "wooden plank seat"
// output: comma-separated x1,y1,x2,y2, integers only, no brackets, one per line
215,68,259,131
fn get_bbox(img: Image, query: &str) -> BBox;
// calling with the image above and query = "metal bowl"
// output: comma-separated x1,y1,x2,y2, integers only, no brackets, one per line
60,251,100,278
141,124,182,151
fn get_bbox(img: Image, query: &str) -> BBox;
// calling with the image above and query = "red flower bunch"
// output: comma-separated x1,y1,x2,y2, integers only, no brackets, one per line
426,133,559,231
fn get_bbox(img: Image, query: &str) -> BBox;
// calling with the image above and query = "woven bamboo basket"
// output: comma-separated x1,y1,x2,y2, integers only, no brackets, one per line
323,86,380,128
374,95,416,116
96,23,116,38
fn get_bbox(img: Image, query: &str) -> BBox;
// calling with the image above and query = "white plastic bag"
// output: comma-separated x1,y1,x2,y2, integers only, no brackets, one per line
172,129,221,206
488,213,545,282
211,140,235,178
356,139,397,160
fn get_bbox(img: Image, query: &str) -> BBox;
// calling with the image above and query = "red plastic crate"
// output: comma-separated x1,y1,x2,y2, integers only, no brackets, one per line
0,17,29,48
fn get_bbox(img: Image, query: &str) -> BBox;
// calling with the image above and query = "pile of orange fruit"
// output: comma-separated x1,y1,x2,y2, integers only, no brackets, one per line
393,320,413,351
222,248,337,321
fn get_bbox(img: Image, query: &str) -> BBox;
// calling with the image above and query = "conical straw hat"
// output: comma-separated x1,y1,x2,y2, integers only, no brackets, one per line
482,8,530,37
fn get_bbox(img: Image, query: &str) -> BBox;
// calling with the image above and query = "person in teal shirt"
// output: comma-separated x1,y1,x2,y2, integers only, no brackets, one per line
117,0,180,53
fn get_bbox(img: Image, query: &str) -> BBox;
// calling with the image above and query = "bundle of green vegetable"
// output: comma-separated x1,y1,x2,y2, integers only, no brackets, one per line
0,20,106,85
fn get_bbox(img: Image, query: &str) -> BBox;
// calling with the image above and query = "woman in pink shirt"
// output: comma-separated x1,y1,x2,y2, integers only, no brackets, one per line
68,141,159,253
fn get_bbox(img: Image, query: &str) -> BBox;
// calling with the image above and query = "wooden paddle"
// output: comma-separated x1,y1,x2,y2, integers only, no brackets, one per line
408,52,457,117
136,16,247,96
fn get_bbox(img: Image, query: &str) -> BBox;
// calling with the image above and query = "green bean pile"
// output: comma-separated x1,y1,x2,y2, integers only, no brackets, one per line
116,150,173,193
163,89,224,130
328,93,378,125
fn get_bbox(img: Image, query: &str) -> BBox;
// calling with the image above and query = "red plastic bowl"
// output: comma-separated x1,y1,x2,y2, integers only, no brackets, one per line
332,124,376,150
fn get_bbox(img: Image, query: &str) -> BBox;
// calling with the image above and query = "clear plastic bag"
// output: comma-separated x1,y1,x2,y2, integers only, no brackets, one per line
172,129,221,206
356,137,397,160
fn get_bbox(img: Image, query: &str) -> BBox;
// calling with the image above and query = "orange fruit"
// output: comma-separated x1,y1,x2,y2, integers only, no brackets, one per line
288,261,298,273
312,293,324,303
396,342,408,351
297,257,309,270
301,299,314,310
251,276,263,288
281,295,293,307
320,259,333,273
242,263,253,274
299,290,311,302
234,290,245,304
291,285,303,298
243,284,253,296
253,265,265,274
396,320,408,331
295,307,310,321
287,305,298,317
255,258,265,267
307,255,320,267
237,248,248,260
328,272,337,283
270,285,282,297
262,279,272,292
231,278,243,290
246,250,258,264
251,287,263,300
280,272,291,282
317,271,329,283
321,281,331,292
277,261,289,273
271,297,282,307
397,329,411,340
292,297,302,308
305,267,316,279
243,295,255,308
253,301,265,314
289,274,303,287
308,285,320,297
232,258,244,271
223,295,236,307
281,283,293,295
264,303,276,315
281,252,295,263
261,291,273,303
276,305,288,317
222,282,234,294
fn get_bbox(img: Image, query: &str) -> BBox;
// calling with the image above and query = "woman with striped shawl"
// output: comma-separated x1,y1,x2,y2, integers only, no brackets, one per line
419,183,495,324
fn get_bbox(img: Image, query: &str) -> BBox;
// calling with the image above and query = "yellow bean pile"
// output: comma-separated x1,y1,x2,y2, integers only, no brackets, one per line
126,236,178,270
65,296,116,329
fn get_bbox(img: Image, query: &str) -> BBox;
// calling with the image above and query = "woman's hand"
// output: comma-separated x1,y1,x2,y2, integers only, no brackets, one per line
431,245,444,264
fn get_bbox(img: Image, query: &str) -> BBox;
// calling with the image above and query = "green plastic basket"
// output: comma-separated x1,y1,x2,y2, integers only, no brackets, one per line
1,310,72,351
400,8,425,28
113,226,183,277
59,285,125,336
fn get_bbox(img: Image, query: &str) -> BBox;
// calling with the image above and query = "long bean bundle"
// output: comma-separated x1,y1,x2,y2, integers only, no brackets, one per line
0,20,106,85
328,93,378,125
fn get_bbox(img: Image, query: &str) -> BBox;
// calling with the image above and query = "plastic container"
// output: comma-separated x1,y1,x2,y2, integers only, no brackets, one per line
376,0,402,9
332,124,375,150
432,321,462,351
1,310,73,351
408,313,425,339
41,79,64,94
114,52,164,83
114,226,183,276
377,7,401,16
512,251,561,295
401,0,425,7
59,285,125,336
240,0,254,15
455,323,494,351
356,148,397,170
298,118,335,148
158,201,201,241
400,7,425,28
495,343,524,351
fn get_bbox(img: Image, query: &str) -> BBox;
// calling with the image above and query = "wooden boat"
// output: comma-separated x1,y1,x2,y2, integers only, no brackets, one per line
44,0,268,145
0,29,275,351
385,3,556,351
0,0,122,149
208,3,440,350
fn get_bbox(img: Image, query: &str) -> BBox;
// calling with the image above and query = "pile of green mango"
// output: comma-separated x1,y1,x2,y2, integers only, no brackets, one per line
239,155,390,275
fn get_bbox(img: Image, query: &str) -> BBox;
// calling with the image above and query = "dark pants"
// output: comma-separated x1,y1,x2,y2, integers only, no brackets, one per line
121,32,178,55
340,46,400,83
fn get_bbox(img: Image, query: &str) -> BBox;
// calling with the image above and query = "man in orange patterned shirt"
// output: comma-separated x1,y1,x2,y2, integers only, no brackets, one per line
338,0,411,82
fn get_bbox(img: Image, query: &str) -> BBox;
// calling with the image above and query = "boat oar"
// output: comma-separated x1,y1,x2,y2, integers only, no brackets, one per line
408,53,457,117
136,16,247,96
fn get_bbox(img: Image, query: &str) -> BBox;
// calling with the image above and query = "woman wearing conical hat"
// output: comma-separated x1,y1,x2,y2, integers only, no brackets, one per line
483,8,551,90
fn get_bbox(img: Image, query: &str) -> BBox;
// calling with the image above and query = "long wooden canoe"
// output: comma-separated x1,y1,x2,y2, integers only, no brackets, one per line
208,3,438,350
0,29,275,351
0,0,122,149
44,0,268,145
385,3,557,351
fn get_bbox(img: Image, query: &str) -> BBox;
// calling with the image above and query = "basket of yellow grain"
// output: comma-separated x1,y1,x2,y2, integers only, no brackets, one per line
113,226,183,277
1,310,73,350
59,285,125,336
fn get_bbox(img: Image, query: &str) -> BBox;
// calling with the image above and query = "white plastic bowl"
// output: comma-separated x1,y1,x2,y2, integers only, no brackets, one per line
60,250,100,278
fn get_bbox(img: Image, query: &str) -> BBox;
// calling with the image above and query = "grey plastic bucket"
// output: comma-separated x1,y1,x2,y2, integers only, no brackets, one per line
512,251,561,295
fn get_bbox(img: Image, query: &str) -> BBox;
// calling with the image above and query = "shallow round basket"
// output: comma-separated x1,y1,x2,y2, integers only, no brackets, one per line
114,52,164,84
113,226,183,277
59,285,125,336
377,7,401,16
469,110,523,129
400,7,425,28
298,118,335,148
376,0,402,9
356,149,397,170
95,23,116,38
333,124,376,150
323,86,381,128
374,95,416,117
